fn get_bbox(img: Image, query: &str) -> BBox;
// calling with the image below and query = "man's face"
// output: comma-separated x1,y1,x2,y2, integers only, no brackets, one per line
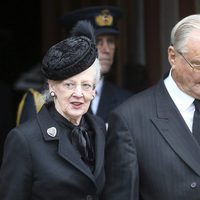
96,35,116,75
168,30,200,99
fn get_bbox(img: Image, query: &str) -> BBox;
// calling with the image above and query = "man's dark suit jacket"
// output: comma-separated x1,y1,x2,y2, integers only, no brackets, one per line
96,80,132,123
102,76,200,200
0,105,106,200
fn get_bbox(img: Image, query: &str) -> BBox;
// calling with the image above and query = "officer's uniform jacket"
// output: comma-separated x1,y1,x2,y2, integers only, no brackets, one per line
95,79,132,123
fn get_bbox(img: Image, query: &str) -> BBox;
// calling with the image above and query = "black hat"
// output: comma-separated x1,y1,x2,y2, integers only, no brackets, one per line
59,6,123,36
41,20,97,80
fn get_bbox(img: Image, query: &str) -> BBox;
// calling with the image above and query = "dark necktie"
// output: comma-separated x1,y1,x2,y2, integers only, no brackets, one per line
193,99,200,145
71,126,94,163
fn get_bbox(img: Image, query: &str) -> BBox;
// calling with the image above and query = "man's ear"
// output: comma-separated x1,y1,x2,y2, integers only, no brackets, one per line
168,45,176,68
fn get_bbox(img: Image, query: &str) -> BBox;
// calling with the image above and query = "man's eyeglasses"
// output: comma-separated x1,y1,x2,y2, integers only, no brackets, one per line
176,50,200,72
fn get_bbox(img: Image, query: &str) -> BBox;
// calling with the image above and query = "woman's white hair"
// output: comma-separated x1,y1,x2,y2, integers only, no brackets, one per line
42,58,101,103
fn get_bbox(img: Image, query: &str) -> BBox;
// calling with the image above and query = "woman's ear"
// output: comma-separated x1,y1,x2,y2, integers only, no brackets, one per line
48,80,55,92
91,89,96,100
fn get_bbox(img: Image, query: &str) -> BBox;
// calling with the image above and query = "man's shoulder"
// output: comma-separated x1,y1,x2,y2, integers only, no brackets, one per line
115,84,157,111
86,112,105,126
103,80,132,97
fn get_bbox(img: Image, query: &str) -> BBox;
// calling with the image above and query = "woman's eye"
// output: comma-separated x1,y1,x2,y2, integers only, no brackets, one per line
65,83,75,89
82,84,92,90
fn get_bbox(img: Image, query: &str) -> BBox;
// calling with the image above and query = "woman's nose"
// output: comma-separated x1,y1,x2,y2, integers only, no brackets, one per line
73,85,83,96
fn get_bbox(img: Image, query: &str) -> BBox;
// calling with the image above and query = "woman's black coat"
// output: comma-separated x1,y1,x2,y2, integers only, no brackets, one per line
0,105,106,200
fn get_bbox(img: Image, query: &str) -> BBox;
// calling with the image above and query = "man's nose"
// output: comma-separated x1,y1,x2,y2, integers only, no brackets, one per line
101,42,110,52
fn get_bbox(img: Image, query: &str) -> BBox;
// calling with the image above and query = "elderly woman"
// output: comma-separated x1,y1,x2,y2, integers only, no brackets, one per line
0,21,106,200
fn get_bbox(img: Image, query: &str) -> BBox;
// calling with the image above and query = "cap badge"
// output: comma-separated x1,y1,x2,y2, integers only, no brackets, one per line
95,9,113,27
47,127,57,137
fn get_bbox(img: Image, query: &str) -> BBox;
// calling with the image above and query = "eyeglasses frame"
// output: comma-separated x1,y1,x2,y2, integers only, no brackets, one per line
175,49,200,72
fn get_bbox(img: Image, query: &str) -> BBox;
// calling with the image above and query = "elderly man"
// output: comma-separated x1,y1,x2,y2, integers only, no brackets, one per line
102,14,200,200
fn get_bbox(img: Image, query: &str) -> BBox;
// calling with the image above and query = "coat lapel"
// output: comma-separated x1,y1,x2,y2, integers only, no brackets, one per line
57,130,96,182
37,106,96,183
97,81,116,120
86,114,105,177
97,84,110,119
151,80,200,176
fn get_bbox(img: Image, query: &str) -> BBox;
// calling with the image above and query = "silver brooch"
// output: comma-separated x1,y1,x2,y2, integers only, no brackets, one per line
47,127,57,137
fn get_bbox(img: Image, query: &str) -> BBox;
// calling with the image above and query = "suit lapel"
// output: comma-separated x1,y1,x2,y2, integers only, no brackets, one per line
97,83,109,118
97,81,116,119
152,80,200,176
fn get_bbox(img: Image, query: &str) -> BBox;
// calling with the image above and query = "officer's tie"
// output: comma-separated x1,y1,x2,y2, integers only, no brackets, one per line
193,99,200,145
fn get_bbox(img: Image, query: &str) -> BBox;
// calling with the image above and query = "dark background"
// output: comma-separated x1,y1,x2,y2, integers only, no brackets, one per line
0,0,198,128
0,1,41,85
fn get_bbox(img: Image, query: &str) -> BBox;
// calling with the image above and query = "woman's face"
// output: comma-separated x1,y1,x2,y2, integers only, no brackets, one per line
48,65,96,125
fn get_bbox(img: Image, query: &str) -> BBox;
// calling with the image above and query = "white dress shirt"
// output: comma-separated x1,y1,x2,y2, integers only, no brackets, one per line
164,70,195,132
91,77,103,115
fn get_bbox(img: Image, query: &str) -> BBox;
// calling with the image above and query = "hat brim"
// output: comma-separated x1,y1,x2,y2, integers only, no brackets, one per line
95,28,120,36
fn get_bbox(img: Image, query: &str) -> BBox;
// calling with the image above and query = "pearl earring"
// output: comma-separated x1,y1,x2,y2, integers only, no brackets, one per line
50,91,55,97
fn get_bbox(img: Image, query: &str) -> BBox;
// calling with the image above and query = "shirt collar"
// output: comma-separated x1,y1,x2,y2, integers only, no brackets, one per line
95,76,104,96
164,70,194,112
